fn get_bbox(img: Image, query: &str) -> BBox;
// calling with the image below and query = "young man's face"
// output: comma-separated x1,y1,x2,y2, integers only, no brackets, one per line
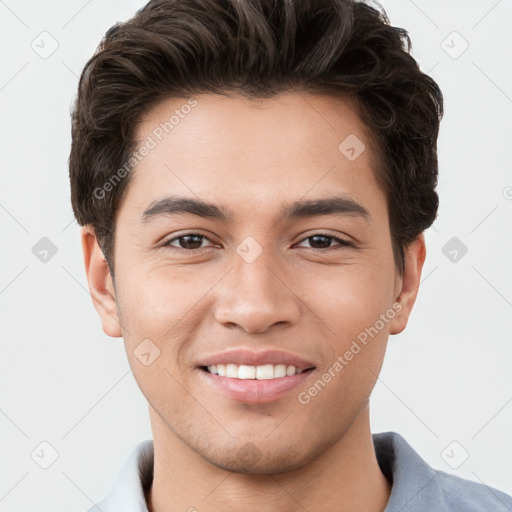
84,92,424,473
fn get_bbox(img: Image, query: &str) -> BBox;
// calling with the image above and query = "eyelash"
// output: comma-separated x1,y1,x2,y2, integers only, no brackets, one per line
161,232,355,252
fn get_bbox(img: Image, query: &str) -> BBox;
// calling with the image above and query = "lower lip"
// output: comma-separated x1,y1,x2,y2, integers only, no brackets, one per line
197,368,315,403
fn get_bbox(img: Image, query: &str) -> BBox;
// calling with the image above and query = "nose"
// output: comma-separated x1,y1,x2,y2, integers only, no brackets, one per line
213,245,301,334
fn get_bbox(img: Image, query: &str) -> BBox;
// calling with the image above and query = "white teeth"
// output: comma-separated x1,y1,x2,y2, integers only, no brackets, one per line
256,364,274,380
238,365,256,379
226,364,238,378
274,364,287,378
206,363,307,379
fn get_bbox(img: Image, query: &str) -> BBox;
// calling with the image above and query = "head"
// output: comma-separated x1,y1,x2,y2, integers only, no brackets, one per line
70,0,442,473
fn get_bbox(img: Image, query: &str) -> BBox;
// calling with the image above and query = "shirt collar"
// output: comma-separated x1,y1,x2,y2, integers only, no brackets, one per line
93,439,153,512
373,431,438,511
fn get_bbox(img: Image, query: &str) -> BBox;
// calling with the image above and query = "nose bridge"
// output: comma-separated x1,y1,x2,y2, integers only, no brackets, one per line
213,238,300,333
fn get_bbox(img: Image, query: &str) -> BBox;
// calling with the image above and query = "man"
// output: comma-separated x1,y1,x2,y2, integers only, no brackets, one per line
68,0,512,511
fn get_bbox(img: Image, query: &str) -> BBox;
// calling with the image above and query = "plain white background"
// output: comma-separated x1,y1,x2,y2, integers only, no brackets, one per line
0,0,511,510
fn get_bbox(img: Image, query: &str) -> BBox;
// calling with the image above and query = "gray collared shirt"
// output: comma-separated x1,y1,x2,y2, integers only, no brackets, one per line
87,431,512,511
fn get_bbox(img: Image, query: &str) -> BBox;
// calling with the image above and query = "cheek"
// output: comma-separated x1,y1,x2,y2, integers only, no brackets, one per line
116,259,197,334
295,272,391,416
293,259,394,402
115,260,224,390
114,265,196,408
296,261,396,339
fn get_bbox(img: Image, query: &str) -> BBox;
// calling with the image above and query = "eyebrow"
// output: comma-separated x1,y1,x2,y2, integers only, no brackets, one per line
141,195,370,223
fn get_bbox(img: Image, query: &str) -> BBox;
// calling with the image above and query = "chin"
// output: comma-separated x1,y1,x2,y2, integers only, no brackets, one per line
196,436,324,476
205,450,310,475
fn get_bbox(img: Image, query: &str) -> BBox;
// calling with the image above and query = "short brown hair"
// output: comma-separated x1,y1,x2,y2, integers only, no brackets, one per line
69,0,443,274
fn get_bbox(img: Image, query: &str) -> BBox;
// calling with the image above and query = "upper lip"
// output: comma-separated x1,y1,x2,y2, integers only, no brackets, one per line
198,349,316,371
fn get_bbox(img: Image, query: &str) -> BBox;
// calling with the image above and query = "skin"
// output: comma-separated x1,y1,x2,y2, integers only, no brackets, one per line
82,92,426,512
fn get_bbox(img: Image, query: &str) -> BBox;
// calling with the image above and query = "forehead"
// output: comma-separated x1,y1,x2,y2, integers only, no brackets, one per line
134,91,371,161
125,92,384,218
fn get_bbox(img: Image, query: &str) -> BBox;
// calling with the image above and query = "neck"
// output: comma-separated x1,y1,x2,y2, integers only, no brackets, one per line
146,403,391,512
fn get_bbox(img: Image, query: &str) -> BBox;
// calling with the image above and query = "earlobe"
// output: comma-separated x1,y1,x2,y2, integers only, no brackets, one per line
389,234,426,335
81,226,123,338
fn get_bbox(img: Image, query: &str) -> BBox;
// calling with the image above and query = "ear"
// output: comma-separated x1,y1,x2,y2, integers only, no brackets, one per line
81,226,122,338
389,233,426,335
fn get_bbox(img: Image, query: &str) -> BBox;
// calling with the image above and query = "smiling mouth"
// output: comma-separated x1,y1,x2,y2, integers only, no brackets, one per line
200,363,315,380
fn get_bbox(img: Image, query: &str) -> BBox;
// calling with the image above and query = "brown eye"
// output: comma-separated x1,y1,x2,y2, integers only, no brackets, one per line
163,233,214,250
307,235,332,249
296,233,353,250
